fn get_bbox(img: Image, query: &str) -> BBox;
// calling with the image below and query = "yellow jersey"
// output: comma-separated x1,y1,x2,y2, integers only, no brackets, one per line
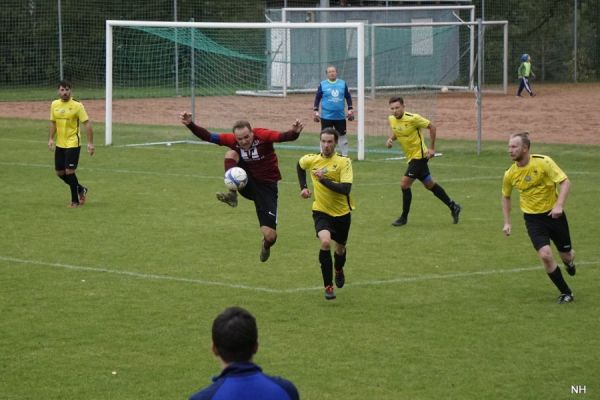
50,98,89,148
299,152,355,216
388,112,430,161
502,154,568,214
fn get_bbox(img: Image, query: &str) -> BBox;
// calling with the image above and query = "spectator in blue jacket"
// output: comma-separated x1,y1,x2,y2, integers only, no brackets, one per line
189,306,299,400
313,65,354,156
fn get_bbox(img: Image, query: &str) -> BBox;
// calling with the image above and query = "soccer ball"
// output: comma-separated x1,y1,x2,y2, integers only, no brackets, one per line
224,167,248,191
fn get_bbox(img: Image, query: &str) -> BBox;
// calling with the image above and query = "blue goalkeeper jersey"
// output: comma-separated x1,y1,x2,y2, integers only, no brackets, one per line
313,79,353,120
189,362,299,400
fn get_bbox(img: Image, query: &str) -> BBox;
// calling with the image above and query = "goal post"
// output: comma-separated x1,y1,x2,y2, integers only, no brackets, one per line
105,20,366,159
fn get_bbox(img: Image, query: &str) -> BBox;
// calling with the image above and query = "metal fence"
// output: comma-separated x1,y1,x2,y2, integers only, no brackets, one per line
0,0,597,91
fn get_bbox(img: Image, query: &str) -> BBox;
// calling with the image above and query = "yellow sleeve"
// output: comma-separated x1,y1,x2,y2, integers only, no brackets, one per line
413,113,431,129
299,154,314,170
77,103,90,123
543,156,567,184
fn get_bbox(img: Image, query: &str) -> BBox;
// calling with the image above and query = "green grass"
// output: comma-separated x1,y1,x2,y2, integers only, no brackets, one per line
1,118,599,399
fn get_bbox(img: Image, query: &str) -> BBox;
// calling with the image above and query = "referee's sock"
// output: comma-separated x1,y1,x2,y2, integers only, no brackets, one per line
548,266,572,295
319,249,333,287
65,173,80,204
430,183,453,207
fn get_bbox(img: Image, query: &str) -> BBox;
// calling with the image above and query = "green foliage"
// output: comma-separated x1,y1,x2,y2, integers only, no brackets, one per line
1,118,599,399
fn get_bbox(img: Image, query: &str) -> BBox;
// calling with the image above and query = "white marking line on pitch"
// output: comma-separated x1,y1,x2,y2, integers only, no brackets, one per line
1,255,596,294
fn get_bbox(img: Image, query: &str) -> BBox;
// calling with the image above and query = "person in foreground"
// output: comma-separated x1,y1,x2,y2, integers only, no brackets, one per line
501,132,577,304
386,96,461,226
180,112,304,262
49,80,95,208
189,306,299,400
297,128,354,300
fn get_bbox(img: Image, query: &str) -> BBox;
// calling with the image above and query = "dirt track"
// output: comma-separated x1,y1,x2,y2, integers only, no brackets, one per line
2,83,599,145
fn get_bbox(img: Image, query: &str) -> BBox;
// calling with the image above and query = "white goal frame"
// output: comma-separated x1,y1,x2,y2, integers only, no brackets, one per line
105,20,366,159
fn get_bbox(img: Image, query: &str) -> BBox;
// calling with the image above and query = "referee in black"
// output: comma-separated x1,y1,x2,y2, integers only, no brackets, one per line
501,133,576,304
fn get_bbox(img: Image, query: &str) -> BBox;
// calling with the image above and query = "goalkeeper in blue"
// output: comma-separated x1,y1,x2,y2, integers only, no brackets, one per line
313,65,354,156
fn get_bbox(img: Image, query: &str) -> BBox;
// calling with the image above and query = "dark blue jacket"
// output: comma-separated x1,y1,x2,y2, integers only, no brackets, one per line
189,362,299,400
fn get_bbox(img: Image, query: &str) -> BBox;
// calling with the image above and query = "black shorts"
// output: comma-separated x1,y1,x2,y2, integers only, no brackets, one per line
321,118,347,136
524,212,572,252
312,211,351,245
404,158,432,182
239,179,278,230
55,146,81,171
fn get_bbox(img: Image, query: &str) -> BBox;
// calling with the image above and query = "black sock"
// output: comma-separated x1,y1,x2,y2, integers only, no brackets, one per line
430,183,453,207
58,174,69,185
65,174,80,203
548,266,572,295
401,188,412,219
334,250,346,271
319,249,333,287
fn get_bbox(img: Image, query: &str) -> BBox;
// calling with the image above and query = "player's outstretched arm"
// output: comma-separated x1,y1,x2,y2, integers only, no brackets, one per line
179,111,215,142
280,119,304,142
179,111,193,126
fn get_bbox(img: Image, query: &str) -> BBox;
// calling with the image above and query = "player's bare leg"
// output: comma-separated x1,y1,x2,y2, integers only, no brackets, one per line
216,150,240,207
259,226,277,262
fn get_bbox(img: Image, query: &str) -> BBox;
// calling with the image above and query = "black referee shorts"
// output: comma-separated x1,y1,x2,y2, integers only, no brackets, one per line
312,211,351,245
405,158,432,182
239,179,278,230
524,212,572,252
55,146,81,171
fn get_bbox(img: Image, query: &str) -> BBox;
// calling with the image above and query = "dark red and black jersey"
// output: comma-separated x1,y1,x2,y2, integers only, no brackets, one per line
185,123,300,183
218,129,283,183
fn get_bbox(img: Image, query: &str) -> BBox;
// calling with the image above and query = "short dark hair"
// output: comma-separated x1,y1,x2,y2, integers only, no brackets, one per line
511,132,531,149
212,307,258,363
320,127,339,143
58,80,72,89
389,96,404,105
232,120,252,132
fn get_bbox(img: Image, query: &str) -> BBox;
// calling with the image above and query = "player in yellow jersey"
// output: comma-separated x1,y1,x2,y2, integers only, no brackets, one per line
502,133,576,304
386,96,461,226
48,81,95,208
297,128,354,300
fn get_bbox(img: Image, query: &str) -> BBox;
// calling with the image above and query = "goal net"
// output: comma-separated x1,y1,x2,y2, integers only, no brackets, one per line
105,21,366,157
105,19,506,157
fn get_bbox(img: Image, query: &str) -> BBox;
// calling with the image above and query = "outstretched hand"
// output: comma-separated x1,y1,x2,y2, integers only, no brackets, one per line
291,119,304,133
179,111,193,126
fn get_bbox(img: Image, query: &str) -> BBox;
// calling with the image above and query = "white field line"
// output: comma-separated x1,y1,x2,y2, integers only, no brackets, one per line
1,255,596,294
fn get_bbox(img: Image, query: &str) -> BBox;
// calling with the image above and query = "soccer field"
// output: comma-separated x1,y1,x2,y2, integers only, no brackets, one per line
1,118,599,399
